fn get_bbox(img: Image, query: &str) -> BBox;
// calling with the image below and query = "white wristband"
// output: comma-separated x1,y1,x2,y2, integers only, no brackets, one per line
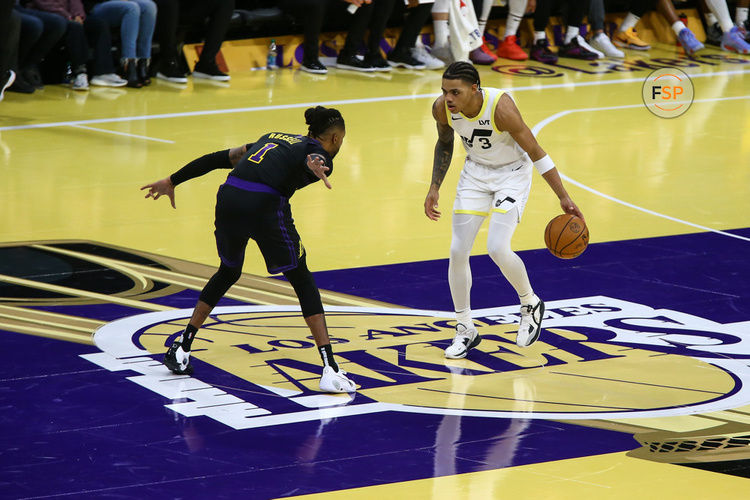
533,155,555,175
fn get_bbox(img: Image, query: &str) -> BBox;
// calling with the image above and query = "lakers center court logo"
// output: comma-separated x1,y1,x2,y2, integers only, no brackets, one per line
83,296,750,429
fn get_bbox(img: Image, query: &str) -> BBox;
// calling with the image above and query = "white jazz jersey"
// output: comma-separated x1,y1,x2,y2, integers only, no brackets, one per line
448,87,533,220
447,87,526,167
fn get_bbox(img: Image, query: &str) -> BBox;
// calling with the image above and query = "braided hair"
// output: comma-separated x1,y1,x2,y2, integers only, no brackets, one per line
304,106,345,138
442,62,481,89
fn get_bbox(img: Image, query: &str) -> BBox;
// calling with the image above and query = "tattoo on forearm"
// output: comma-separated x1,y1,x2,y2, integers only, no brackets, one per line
431,125,454,187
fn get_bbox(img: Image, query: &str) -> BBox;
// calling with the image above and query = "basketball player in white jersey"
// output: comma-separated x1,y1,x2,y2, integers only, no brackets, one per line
424,61,584,359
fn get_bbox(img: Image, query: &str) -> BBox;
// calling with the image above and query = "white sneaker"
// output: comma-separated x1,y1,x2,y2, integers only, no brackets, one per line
71,72,89,91
319,366,356,393
576,35,604,59
411,45,446,70
430,44,453,64
590,33,625,58
90,73,127,87
517,296,545,347
444,323,481,359
164,340,193,375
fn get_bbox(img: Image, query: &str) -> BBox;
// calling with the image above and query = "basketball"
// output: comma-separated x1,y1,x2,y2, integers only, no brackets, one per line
544,214,589,259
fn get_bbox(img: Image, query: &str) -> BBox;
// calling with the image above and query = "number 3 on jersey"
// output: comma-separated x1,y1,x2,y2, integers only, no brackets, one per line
248,142,278,164
461,129,492,150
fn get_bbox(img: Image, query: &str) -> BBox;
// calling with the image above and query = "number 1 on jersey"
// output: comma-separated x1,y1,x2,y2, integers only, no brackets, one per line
248,142,278,164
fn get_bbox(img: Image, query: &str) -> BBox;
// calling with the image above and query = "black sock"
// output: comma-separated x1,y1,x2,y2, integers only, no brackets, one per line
318,344,339,372
181,324,198,351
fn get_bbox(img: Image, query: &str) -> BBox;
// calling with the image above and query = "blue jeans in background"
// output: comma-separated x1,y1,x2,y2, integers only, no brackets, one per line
89,0,157,59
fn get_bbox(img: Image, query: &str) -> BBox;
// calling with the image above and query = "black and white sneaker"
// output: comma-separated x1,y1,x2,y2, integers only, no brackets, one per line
336,54,376,72
387,51,427,69
444,323,481,359
192,60,230,81
0,70,16,102
705,22,722,46
517,296,545,347
164,340,193,375
365,55,392,72
301,58,328,74
156,59,188,83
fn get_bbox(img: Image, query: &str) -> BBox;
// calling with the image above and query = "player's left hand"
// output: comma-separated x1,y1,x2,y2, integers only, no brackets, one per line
307,154,332,189
141,177,176,208
560,197,584,223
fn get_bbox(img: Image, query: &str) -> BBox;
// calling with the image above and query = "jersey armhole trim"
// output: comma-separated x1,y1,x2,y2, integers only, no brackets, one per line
491,90,506,135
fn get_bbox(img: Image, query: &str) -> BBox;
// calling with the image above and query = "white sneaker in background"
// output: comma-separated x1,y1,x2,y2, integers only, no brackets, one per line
71,73,89,91
590,33,625,58
411,45,446,70
576,35,605,59
90,73,127,87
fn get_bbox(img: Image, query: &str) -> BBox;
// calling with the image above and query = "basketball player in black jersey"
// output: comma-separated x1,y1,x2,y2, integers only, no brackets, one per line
141,106,356,393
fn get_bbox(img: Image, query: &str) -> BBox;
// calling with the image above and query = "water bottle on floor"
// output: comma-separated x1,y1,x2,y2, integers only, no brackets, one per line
267,39,278,70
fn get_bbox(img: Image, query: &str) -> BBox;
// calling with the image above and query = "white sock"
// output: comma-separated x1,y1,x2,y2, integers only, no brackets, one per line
706,12,718,26
672,20,687,37
705,0,735,32
477,0,493,35
619,12,640,32
737,7,749,26
434,19,449,47
564,26,579,44
456,310,474,329
504,0,527,38
519,292,537,306
534,30,547,42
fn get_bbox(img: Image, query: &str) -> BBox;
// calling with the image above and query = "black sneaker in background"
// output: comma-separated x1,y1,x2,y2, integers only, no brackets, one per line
558,37,598,60
387,51,426,69
193,59,230,81
8,72,35,94
21,67,43,89
365,54,392,72
157,58,188,83
301,58,328,74
705,22,722,46
336,54,376,72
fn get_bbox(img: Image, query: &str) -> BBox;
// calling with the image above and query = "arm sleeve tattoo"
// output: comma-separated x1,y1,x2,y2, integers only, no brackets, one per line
431,122,454,188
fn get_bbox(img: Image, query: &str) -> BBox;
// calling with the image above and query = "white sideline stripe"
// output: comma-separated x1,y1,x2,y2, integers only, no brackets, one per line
1,68,749,132
531,95,750,243
69,124,175,144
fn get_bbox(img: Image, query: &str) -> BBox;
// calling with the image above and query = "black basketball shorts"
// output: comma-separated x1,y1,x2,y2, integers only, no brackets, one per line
213,177,304,274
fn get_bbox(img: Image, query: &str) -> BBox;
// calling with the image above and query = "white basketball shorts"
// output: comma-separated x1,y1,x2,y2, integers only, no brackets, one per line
452,155,533,221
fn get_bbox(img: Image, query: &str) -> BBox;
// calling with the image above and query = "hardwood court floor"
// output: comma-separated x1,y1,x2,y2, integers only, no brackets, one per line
1,42,749,499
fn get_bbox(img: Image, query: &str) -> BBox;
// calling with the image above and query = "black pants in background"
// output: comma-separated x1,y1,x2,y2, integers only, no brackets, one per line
154,0,234,64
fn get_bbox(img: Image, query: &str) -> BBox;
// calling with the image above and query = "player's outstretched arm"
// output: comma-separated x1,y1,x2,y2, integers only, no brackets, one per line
495,94,584,222
425,96,454,221
141,145,248,209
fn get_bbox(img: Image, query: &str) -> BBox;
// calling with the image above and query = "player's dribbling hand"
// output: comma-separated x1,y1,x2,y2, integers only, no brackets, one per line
424,187,441,221
306,154,332,189
560,196,584,223
140,177,176,208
